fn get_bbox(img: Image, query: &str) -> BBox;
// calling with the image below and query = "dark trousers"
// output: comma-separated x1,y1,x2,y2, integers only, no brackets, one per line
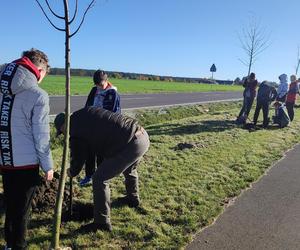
85,152,96,178
238,96,255,118
2,168,39,250
92,129,150,224
253,100,270,127
286,102,295,121
85,152,103,178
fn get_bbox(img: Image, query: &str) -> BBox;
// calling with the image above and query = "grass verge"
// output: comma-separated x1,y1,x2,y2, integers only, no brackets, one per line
41,75,242,95
1,101,300,249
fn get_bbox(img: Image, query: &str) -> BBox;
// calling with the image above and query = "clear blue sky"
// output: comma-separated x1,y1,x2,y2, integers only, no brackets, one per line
1,0,299,82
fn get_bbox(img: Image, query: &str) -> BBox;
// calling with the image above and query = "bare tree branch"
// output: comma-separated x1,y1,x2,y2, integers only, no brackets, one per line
238,58,249,67
238,16,270,75
70,0,96,38
35,0,65,31
45,0,65,19
69,0,78,24
296,46,300,75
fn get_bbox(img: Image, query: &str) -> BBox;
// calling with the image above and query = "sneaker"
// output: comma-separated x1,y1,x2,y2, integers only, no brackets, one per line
79,176,92,187
79,222,112,232
4,246,12,250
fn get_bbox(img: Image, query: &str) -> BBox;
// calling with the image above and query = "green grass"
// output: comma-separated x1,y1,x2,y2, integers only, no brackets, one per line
40,75,242,95
1,101,300,249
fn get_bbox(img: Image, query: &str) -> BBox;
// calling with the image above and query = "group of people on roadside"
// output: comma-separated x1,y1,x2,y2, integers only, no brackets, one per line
0,49,150,249
236,72,300,128
4,49,299,249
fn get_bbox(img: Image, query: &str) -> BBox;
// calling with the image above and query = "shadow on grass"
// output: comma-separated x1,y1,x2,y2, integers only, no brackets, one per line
111,197,149,215
62,202,94,222
241,123,282,133
27,231,74,247
147,119,237,136
29,216,52,229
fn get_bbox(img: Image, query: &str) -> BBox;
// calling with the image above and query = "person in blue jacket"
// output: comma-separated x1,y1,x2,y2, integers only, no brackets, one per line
80,70,121,186
85,70,121,112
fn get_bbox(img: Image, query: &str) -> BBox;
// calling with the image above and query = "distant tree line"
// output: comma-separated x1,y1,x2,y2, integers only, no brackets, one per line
49,67,234,85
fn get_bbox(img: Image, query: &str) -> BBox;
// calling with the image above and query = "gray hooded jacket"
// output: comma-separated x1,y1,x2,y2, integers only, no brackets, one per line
0,62,53,172
277,74,288,99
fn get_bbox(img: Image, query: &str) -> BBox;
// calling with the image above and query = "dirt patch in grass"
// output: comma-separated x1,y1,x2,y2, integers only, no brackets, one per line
32,173,75,213
174,142,206,150
31,172,94,222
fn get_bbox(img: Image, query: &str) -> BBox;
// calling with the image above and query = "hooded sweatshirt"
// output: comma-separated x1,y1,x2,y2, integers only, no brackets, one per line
0,57,53,172
277,74,289,99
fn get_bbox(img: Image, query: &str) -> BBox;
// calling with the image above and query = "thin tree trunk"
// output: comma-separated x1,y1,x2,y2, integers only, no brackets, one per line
51,0,71,248
247,54,253,76
296,59,300,75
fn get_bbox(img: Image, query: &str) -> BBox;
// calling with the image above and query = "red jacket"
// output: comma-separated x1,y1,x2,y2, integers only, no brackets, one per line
286,81,300,103
243,79,258,98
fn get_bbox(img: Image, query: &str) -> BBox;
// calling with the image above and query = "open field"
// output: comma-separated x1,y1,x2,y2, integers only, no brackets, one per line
41,75,242,95
1,101,300,249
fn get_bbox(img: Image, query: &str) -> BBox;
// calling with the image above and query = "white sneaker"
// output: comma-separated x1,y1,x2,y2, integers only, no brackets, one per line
4,246,12,250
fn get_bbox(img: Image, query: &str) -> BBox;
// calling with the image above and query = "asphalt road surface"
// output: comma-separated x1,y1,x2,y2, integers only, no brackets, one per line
186,144,300,250
49,91,242,115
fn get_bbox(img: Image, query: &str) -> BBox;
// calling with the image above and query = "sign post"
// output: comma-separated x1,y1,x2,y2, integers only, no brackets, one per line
210,63,217,79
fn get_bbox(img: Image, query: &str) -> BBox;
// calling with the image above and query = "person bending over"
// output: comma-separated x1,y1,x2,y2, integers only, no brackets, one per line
54,107,149,232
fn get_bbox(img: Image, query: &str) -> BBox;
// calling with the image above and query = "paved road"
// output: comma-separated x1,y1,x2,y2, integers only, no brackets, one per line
49,91,242,115
186,144,300,250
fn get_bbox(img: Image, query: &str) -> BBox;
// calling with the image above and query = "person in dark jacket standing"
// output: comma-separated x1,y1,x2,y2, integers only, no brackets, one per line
285,75,300,121
0,49,54,250
54,107,150,232
85,69,120,112
80,70,121,186
253,81,277,128
237,72,258,123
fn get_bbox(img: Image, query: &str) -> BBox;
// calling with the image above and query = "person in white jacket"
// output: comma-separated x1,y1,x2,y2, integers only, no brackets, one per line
276,74,289,102
0,48,53,249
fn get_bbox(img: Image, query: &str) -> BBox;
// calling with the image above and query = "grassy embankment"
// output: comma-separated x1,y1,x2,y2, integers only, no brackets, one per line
1,101,300,249
41,75,242,95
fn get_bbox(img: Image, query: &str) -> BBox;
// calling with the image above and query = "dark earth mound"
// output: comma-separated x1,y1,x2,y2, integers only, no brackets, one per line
32,172,75,213
174,142,206,150
32,173,94,221
0,172,93,222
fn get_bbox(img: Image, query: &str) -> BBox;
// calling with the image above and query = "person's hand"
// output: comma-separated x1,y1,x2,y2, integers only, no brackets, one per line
45,169,54,181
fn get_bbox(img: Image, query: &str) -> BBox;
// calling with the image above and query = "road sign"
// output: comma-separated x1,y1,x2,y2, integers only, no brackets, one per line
210,64,217,72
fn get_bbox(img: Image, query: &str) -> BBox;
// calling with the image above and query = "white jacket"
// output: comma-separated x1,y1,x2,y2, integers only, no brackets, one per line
0,61,53,172
277,74,289,98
